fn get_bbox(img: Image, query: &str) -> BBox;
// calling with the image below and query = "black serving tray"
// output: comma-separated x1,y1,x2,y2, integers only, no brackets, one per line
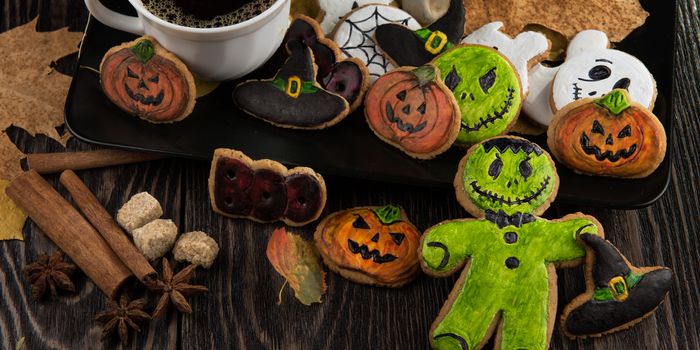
65,0,675,209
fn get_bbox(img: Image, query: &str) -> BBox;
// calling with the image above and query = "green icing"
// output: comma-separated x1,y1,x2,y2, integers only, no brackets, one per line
592,271,644,301
432,46,522,145
271,77,319,94
462,141,556,215
372,204,403,224
131,39,155,63
596,90,631,115
422,217,599,350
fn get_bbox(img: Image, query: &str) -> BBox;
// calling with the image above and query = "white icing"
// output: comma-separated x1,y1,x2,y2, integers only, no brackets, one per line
332,5,420,83
462,22,549,95
522,63,559,126
319,0,394,34
401,0,449,25
552,30,656,112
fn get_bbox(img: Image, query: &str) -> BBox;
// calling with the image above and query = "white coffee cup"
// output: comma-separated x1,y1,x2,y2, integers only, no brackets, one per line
84,0,291,81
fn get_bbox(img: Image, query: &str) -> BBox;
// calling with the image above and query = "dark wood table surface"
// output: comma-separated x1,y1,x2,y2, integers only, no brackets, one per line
1,0,699,349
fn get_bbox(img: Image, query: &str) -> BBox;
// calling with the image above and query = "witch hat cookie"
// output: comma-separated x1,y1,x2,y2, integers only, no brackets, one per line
374,0,465,67
233,40,350,129
561,233,673,338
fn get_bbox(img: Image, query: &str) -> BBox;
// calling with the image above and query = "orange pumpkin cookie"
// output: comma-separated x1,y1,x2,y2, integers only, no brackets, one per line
364,65,460,159
547,89,666,178
100,36,196,123
314,205,421,287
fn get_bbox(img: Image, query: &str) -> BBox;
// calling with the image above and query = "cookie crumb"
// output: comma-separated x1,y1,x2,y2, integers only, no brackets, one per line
133,219,178,260
116,192,163,234
173,231,219,269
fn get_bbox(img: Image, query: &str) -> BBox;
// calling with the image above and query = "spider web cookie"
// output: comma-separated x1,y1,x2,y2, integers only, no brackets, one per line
332,5,420,82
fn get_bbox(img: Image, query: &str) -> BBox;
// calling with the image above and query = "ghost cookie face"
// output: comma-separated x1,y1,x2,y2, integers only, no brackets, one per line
314,205,421,287
552,30,656,112
332,4,420,83
318,0,395,34
432,45,523,145
100,36,196,123
456,136,558,217
548,89,666,178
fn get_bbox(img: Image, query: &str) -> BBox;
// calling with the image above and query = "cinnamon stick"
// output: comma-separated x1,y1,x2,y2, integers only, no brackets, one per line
24,149,164,174
6,170,132,299
59,170,157,283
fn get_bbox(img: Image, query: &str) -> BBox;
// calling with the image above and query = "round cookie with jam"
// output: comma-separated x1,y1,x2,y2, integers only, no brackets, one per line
432,45,523,146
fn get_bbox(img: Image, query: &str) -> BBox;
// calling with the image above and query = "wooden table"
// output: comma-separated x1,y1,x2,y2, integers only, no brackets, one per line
1,0,699,349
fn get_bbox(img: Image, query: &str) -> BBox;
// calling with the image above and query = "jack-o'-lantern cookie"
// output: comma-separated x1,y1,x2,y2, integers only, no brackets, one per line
100,36,196,123
561,233,672,338
233,41,351,129
314,205,421,287
374,0,464,68
364,65,460,159
432,45,523,145
421,136,604,350
208,148,327,226
547,89,666,178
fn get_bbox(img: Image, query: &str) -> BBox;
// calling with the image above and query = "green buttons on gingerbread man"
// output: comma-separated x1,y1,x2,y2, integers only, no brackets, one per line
420,136,603,350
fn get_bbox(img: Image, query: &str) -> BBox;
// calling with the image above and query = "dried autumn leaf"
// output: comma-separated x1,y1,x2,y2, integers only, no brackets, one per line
266,227,326,305
0,179,27,241
463,0,648,42
0,17,83,180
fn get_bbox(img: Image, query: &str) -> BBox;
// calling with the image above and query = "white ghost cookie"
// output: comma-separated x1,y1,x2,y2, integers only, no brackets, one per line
552,30,656,112
401,0,449,25
319,0,395,34
522,64,558,126
332,4,420,82
462,22,550,95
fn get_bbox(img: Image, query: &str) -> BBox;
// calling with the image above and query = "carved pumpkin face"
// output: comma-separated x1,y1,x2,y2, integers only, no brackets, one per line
432,45,522,145
365,65,460,158
101,37,195,123
547,90,666,178
314,205,421,286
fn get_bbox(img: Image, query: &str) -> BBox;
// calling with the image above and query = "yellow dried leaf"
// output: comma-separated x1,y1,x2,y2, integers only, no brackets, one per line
0,179,27,241
266,227,327,305
0,17,83,180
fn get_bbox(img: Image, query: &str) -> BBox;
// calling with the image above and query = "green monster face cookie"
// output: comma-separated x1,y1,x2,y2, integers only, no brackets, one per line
460,136,557,215
433,45,522,145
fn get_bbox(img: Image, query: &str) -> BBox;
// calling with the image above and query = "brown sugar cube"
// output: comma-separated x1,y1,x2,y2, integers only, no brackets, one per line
132,219,178,260
116,192,163,233
172,231,220,269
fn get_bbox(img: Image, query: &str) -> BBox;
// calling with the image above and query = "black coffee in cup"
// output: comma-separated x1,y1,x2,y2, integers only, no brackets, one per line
142,0,277,28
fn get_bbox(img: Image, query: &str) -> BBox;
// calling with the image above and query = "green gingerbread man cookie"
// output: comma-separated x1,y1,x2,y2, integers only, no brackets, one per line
421,136,603,350
432,45,523,146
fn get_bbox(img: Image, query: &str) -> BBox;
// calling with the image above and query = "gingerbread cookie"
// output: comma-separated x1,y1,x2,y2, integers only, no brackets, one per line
332,4,420,83
547,89,666,178
421,136,603,350
401,0,450,25
277,15,369,111
233,41,350,129
208,148,327,226
432,45,523,145
100,36,196,123
318,0,396,34
315,205,421,287
462,22,550,95
561,233,672,338
526,30,657,126
374,0,465,67
364,65,460,159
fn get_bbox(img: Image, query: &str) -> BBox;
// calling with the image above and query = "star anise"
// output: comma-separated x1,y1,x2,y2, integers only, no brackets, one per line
145,258,208,319
95,293,151,345
23,251,76,300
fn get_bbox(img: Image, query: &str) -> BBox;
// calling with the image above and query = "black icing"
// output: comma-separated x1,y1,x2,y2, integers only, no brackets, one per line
505,257,520,269
426,241,450,270
470,177,551,206
347,239,397,264
277,40,315,81
385,102,427,133
444,66,462,91
580,133,637,162
433,332,468,350
374,23,439,67
482,137,544,156
580,234,631,288
427,0,465,44
485,210,536,229
460,88,515,132
503,231,518,244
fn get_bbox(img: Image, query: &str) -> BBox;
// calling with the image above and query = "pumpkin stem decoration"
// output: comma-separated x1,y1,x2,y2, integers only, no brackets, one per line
411,65,437,87
596,90,631,115
131,39,156,64
371,204,403,225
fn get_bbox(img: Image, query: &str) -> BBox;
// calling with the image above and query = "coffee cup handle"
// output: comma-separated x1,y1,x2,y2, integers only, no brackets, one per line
84,0,145,35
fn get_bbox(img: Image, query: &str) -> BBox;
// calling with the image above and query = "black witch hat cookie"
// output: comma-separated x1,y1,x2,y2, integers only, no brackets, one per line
233,41,351,129
374,0,465,67
561,233,673,338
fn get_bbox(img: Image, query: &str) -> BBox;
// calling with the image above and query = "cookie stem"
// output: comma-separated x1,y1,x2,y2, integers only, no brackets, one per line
596,90,630,115
412,65,437,87
131,39,156,64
